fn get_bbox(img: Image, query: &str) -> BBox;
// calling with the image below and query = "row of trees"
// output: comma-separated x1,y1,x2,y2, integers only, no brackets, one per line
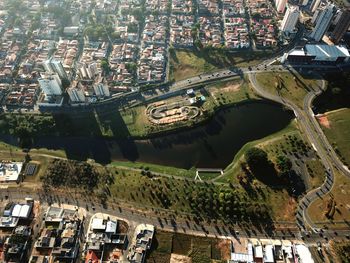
188,185,271,222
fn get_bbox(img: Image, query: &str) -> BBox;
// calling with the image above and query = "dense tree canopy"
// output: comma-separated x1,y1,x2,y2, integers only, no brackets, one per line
40,159,100,190
245,147,269,170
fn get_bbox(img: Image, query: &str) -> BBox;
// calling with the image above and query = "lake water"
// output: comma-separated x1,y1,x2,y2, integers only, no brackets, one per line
26,101,294,169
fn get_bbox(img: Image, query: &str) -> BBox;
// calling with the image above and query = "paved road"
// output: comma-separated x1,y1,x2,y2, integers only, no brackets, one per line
248,70,350,235
1,186,349,243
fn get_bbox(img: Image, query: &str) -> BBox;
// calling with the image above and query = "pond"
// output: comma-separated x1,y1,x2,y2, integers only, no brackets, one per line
7,101,294,169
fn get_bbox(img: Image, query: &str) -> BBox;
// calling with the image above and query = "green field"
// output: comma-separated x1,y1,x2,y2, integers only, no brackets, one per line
170,49,273,81
109,161,196,178
321,108,350,167
255,71,321,108
206,77,259,107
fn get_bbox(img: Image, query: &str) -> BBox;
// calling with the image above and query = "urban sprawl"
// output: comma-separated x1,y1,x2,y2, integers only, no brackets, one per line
0,0,349,110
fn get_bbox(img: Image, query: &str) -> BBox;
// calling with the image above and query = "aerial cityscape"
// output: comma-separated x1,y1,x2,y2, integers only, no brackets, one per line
0,0,349,262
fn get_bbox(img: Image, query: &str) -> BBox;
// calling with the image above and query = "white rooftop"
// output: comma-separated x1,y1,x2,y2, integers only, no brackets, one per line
106,220,117,233
11,204,31,218
0,162,23,182
254,245,263,258
263,245,274,263
295,244,314,263
91,218,106,230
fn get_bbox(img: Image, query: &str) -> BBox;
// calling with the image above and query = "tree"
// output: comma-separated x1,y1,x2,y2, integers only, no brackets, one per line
276,155,292,175
331,87,342,95
100,59,110,74
245,147,269,170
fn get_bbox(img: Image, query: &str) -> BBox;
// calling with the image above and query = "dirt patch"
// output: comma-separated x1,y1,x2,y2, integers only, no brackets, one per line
317,114,331,128
170,253,192,263
221,83,240,92
284,197,297,221
216,239,231,260
212,83,240,95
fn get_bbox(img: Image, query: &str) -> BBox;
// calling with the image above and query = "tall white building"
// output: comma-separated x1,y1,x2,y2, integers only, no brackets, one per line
43,58,68,80
310,0,321,13
310,3,335,42
79,63,98,80
94,83,110,98
301,0,309,6
38,74,63,96
280,5,300,35
312,8,322,24
68,87,86,103
276,0,287,13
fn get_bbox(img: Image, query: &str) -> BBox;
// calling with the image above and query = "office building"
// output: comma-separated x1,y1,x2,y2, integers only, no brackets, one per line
310,4,335,42
276,0,287,13
332,9,343,25
310,0,321,13
312,8,322,24
43,58,68,80
94,83,110,98
330,9,350,44
280,5,300,35
68,87,85,103
38,74,63,96
301,0,309,6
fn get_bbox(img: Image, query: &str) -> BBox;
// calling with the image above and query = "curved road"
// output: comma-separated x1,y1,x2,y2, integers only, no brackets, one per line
248,71,350,234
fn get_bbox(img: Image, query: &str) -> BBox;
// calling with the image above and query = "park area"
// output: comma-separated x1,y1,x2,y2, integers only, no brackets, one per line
170,49,273,81
255,71,321,108
146,231,230,263
318,108,350,167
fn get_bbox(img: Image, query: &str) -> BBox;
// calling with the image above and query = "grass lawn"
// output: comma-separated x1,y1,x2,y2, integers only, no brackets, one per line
255,71,321,108
170,50,219,81
120,106,150,137
170,49,273,81
109,161,196,178
197,172,222,180
217,119,326,222
320,108,350,167
307,169,350,227
305,158,326,190
206,76,260,107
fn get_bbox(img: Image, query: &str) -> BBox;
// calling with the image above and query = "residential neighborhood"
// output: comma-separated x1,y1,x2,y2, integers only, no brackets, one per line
0,0,308,109
0,199,327,263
